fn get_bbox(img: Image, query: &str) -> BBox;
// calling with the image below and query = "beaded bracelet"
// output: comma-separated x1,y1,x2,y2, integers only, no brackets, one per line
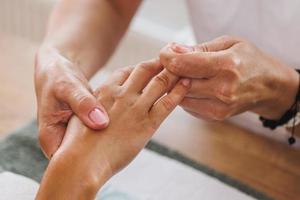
259,69,300,145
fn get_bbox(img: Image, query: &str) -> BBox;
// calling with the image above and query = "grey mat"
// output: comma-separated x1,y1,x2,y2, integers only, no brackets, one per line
0,121,273,200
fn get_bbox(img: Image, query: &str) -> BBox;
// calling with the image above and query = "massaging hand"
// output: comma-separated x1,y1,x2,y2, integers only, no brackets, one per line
36,59,190,200
34,46,109,158
160,36,299,121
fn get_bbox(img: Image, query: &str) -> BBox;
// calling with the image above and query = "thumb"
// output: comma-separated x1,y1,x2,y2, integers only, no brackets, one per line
56,84,109,130
170,36,241,54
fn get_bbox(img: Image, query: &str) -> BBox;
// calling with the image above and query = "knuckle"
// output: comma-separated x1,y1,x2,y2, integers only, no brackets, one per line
117,67,133,77
226,52,241,68
160,49,175,69
213,113,226,121
113,88,133,106
137,61,157,74
53,77,74,95
154,73,170,88
222,55,241,79
215,84,237,105
212,106,231,121
159,48,170,60
219,35,241,43
223,94,237,105
198,43,209,52
94,84,111,98
168,58,183,75
74,93,93,110
114,88,127,100
161,96,176,111
219,35,234,43
131,103,147,116
239,41,256,53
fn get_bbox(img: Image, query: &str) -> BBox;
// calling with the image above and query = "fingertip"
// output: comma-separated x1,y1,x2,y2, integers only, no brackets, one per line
181,78,191,88
159,44,174,63
70,91,110,130
170,43,194,54
87,107,110,130
167,79,191,103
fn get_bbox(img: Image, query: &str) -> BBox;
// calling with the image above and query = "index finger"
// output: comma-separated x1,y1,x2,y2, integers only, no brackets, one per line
122,59,163,93
160,45,228,79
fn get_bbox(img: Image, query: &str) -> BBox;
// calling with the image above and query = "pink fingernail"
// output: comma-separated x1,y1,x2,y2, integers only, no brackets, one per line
171,43,194,53
89,108,108,126
181,79,191,86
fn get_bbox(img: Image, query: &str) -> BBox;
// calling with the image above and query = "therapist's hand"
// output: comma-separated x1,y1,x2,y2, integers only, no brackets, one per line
160,36,299,121
35,46,109,159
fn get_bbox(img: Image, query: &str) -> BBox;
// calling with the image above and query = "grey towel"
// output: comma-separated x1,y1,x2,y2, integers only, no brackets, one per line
0,121,273,200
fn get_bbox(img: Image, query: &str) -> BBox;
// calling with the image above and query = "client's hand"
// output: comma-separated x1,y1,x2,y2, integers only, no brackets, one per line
36,59,190,200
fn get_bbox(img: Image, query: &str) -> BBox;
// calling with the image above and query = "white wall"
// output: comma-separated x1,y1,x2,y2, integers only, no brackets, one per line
0,0,195,77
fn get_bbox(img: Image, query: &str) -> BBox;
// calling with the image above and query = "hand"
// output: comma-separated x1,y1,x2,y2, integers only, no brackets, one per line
36,59,190,200
160,36,299,121
35,46,109,159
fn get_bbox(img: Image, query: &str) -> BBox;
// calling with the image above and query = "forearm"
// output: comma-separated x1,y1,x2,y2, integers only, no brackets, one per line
36,117,111,200
36,157,100,200
42,0,141,79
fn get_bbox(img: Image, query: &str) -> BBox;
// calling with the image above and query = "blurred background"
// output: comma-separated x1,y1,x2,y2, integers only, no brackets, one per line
0,1,299,200
0,0,194,134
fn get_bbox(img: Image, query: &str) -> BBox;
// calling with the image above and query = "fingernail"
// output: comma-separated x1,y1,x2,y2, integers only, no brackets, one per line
171,43,194,53
89,108,109,126
181,79,191,86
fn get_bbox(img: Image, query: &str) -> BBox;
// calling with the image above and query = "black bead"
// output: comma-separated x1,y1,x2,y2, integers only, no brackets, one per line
288,137,296,145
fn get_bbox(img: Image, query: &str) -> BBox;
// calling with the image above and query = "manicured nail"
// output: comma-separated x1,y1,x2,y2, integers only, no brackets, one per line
171,43,194,53
181,79,191,86
89,108,108,126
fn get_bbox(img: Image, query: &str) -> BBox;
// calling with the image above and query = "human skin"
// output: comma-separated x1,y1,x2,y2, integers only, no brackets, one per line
35,0,142,158
35,59,191,200
160,36,299,121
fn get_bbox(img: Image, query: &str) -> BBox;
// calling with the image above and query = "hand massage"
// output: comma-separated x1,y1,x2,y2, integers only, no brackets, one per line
1,0,300,199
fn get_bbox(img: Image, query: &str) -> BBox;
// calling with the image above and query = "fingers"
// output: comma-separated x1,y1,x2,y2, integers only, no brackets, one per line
104,66,134,86
186,79,216,99
37,86,74,158
160,45,227,78
122,59,163,93
138,69,179,109
180,97,233,121
55,81,109,130
193,35,241,52
182,108,212,121
159,36,241,79
40,81,110,158
149,79,191,128
186,79,234,104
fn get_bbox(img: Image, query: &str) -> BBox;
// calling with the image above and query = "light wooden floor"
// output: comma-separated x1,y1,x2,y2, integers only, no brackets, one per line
0,33,299,200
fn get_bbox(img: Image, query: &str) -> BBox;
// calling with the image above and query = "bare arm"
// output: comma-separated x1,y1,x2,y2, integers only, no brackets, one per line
44,0,141,78
35,0,141,158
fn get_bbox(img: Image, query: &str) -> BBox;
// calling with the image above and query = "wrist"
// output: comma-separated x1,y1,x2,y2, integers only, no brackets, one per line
254,65,299,119
38,41,99,79
59,156,110,197
37,117,113,200
37,147,112,200
57,141,113,189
